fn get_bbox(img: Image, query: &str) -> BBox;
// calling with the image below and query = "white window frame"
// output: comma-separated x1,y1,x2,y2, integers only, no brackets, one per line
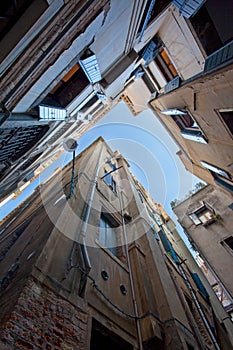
200,161,231,180
39,105,67,120
162,109,207,144
189,203,215,226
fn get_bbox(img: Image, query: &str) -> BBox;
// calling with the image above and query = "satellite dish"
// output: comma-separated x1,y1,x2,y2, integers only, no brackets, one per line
63,138,78,152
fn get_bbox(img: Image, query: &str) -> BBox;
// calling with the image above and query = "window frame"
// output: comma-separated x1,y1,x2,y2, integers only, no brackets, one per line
221,236,233,256
217,109,233,138
167,109,207,144
200,161,232,180
188,203,216,226
103,168,116,193
154,48,178,82
98,213,120,257
140,37,179,88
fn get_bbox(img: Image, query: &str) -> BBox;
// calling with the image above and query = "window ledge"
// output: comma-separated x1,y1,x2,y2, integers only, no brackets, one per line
202,218,216,227
95,239,129,272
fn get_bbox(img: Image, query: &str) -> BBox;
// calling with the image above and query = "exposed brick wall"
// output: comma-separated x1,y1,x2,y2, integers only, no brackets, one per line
0,277,88,349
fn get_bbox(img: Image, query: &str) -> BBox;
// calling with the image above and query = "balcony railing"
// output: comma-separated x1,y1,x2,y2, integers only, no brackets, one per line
204,40,233,71
164,76,181,93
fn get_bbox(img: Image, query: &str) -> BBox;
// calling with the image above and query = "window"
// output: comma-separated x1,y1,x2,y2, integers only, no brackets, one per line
154,48,178,82
141,69,158,93
103,169,116,193
200,161,232,180
161,110,207,143
99,214,118,256
228,203,233,210
189,203,215,226
79,49,102,84
90,319,133,350
39,105,66,120
213,173,233,194
140,36,179,89
174,112,207,143
42,63,89,108
129,65,159,93
221,236,233,255
137,190,144,203
219,110,233,136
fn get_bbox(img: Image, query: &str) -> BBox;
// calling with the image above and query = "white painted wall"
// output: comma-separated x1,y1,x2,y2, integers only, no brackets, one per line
158,6,205,80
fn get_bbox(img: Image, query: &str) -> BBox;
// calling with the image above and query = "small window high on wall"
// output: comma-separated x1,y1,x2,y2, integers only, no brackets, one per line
219,110,233,136
221,236,233,255
154,48,178,82
42,63,89,108
99,214,118,256
161,109,207,143
200,161,232,180
103,169,116,193
189,203,215,226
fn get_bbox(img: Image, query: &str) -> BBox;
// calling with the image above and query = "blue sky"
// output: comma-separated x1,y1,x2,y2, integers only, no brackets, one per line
80,102,200,211
0,102,200,236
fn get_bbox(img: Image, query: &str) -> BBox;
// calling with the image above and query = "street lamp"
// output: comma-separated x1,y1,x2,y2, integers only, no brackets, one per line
63,138,78,198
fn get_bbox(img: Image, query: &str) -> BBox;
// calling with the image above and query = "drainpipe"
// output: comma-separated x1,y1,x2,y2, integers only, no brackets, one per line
178,263,221,350
169,268,205,350
70,142,104,291
153,215,221,349
118,186,143,350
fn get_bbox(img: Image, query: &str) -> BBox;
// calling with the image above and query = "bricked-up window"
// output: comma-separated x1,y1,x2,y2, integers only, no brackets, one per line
189,203,215,226
99,214,118,256
219,110,233,136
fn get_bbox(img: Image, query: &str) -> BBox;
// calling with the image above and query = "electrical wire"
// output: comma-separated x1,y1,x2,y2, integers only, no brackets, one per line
69,264,150,320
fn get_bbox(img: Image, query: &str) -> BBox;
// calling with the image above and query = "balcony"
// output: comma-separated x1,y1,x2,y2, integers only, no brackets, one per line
204,40,233,71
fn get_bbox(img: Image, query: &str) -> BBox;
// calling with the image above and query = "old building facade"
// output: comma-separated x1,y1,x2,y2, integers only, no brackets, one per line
172,184,233,320
0,137,232,349
114,0,233,196
149,61,233,196
0,0,148,197
2,0,233,200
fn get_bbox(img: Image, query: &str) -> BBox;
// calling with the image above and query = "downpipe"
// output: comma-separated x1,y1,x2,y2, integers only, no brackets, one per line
69,143,104,285
118,187,144,350
178,264,221,350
